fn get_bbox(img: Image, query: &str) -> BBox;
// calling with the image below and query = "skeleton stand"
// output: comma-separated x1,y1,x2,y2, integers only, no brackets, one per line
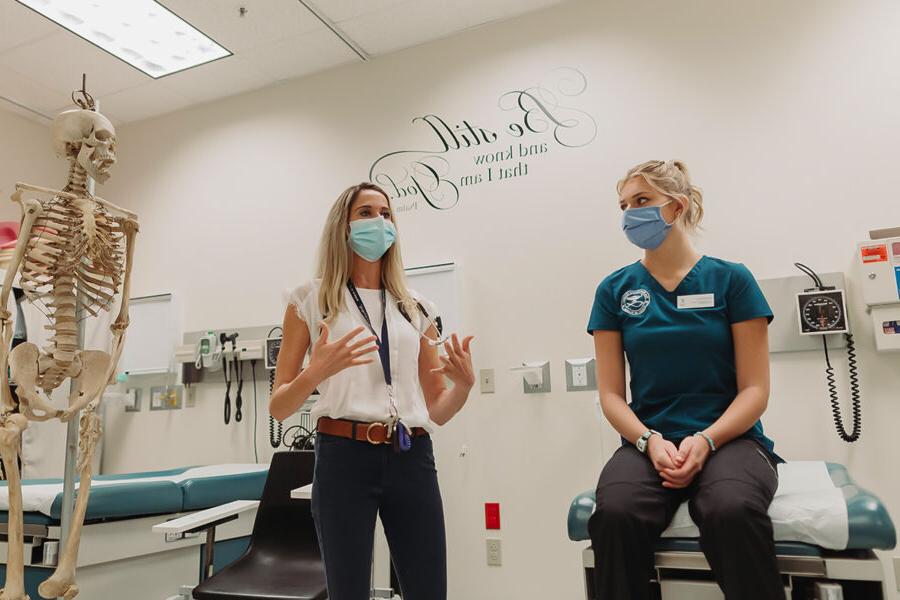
57,305,83,584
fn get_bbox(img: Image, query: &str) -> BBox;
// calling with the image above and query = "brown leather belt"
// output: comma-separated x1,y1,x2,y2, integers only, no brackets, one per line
317,417,429,445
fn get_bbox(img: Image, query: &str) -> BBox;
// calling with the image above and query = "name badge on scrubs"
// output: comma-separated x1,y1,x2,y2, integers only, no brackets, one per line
677,293,715,309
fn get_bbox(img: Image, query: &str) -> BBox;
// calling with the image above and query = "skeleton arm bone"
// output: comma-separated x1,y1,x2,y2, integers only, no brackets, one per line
0,196,44,414
103,218,137,382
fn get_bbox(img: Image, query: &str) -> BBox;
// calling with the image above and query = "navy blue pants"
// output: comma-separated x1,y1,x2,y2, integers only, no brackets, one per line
311,432,447,600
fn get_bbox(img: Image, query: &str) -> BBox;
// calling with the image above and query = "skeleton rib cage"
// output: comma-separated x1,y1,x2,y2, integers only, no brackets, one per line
18,196,125,390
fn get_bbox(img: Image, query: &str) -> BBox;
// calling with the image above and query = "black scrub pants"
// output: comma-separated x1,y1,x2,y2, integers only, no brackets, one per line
588,438,784,600
311,432,447,600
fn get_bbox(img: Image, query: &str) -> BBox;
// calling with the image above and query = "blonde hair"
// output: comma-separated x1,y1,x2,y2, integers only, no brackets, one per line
316,182,416,322
617,159,704,230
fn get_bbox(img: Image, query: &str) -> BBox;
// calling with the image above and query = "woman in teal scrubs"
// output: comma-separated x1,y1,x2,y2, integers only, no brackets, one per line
587,160,783,600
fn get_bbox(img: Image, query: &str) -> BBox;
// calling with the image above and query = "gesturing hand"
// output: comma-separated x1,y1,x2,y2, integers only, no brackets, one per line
308,323,379,382
659,435,711,489
431,334,475,389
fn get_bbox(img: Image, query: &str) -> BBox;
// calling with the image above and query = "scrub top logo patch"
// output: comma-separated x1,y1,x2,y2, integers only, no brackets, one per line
621,289,651,316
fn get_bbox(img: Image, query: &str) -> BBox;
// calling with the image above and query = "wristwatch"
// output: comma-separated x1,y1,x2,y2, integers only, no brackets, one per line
636,429,660,454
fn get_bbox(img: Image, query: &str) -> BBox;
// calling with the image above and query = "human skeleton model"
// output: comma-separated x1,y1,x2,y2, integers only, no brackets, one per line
0,108,138,600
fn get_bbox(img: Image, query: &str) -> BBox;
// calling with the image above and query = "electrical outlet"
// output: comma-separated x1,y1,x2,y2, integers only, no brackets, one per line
572,365,587,387
480,369,495,394
565,358,597,392
486,538,502,566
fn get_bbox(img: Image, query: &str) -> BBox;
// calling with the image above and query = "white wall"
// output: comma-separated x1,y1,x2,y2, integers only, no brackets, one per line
99,1,900,598
0,110,57,220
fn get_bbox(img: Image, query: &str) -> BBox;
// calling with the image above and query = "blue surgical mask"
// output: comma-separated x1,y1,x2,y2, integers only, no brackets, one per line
349,217,397,262
622,200,674,250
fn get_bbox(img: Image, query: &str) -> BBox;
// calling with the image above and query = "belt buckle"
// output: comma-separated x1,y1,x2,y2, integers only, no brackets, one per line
365,422,389,445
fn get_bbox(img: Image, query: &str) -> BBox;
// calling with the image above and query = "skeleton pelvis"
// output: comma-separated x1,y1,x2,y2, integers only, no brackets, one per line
9,343,110,411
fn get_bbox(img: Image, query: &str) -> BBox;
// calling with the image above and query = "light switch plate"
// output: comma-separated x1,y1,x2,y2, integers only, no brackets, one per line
480,369,495,394
894,557,900,591
565,358,597,392
124,388,142,412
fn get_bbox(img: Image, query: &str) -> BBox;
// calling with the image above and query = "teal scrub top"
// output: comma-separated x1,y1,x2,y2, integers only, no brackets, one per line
587,255,776,453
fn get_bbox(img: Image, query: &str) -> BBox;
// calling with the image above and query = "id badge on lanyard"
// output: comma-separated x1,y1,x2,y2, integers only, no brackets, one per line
347,281,412,451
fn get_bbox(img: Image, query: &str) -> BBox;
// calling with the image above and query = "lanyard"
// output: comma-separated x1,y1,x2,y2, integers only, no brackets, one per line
346,281,392,391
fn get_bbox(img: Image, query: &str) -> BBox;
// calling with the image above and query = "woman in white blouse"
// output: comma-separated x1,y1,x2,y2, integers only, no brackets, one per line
270,182,475,600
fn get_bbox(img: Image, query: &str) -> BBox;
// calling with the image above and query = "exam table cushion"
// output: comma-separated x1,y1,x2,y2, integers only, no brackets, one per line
180,465,269,511
567,461,896,552
0,464,269,523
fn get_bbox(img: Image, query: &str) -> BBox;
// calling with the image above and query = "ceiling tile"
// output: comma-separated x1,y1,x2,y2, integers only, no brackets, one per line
453,0,567,28
0,32,150,98
159,0,323,53
0,1,59,53
339,0,468,55
312,0,410,23
159,54,271,104
79,80,196,125
0,63,69,117
0,0,578,124
241,27,358,83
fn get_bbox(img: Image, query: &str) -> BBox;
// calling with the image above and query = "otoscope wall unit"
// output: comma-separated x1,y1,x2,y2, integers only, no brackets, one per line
176,325,277,385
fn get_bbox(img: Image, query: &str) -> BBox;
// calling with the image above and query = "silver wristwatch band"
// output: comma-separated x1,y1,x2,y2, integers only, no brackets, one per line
636,429,660,453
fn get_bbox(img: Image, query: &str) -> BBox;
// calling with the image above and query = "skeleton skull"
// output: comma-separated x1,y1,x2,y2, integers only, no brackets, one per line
51,109,116,184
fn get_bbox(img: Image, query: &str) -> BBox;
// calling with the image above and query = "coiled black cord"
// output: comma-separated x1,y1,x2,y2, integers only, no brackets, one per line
267,326,284,448
251,359,259,463
268,368,282,448
822,334,862,442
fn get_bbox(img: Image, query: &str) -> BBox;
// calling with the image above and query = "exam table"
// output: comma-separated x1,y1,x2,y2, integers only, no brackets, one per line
568,461,897,600
0,464,269,599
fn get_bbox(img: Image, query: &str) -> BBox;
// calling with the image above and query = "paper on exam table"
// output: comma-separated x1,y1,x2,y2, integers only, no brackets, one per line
661,461,849,550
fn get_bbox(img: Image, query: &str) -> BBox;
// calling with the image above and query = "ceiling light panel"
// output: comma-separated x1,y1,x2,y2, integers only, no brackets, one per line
15,0,231,78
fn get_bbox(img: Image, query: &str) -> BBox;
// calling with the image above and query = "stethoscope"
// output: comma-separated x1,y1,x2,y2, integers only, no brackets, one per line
397,300,448,346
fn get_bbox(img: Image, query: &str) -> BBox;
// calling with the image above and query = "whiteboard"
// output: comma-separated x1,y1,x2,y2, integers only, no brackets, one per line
118,293,180,375
405,262,462,337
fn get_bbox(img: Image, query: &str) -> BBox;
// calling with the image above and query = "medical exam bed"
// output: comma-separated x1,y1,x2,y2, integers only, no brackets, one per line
0,464,268,599
568,461,897,600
